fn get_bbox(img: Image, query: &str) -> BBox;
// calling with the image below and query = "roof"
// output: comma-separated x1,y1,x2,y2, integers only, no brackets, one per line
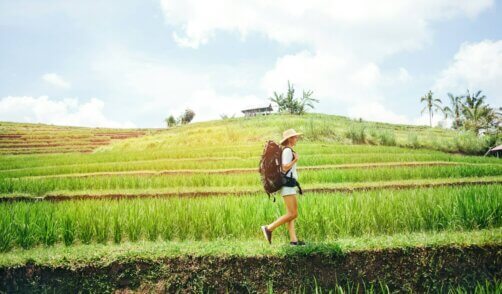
490,145,502,152
241,104,273,113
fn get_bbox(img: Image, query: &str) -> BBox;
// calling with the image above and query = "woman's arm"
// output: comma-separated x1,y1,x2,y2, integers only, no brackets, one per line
282,151,298,173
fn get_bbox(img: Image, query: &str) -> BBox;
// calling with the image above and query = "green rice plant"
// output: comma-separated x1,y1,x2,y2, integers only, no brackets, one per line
13,207,37,249
0,210,14,252
39,210,58,246
3,164,501,196
112,213,122,244
3,139,501,178
4,150,499,180
62,214,76,246
125,204,143,242
0,185,499,251
93,208,110,244
145,206,161,242
77,210,94,245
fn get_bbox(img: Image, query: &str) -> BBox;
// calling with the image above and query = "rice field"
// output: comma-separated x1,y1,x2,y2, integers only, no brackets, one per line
0,185,500,251
0,114,500,292
0,121,157,155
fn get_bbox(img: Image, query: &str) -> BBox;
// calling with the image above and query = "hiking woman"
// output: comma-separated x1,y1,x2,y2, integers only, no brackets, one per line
261,129,305,246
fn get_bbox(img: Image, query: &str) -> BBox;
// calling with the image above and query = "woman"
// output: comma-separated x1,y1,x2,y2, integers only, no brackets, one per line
261,129,305,246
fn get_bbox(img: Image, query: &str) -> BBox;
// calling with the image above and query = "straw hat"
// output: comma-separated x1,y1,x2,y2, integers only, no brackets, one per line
280,128,303,144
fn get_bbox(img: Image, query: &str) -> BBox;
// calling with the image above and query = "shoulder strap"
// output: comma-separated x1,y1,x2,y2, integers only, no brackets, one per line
281,147,294,177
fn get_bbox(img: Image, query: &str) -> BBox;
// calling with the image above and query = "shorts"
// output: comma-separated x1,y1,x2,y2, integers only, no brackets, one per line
281,185,296,196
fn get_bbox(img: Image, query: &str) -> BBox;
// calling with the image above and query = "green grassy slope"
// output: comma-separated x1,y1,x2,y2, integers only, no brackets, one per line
0,113,500,292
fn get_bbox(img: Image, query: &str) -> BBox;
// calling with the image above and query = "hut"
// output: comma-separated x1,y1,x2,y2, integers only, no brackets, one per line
241,104,273,117
484,145,502,158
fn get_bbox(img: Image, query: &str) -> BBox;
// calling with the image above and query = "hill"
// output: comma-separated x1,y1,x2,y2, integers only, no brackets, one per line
0,113,500,292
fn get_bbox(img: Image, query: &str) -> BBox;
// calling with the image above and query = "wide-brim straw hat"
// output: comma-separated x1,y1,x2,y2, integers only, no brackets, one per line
280,128,303,144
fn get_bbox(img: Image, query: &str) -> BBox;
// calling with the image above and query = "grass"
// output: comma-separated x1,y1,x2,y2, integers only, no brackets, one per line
0,227,500,267
0,121,154,155
0,185,500,251
1,115,501,291
276,279,502,294
1,164,500,196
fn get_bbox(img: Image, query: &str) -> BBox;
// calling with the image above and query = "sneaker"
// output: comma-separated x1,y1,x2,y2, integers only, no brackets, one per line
289,240,305,246
261,225,272,244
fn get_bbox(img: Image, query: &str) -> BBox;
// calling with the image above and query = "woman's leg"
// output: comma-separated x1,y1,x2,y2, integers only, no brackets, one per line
286,219,298,242
266,194,298,232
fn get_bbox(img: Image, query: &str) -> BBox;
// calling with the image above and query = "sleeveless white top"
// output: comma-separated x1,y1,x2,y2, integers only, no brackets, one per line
282,147,298,179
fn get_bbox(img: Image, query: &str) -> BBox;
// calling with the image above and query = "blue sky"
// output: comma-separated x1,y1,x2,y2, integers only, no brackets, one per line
0,0,501,128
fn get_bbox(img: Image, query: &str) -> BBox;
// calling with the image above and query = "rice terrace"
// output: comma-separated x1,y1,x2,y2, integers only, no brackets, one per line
2,1,502,293
0,113,500,293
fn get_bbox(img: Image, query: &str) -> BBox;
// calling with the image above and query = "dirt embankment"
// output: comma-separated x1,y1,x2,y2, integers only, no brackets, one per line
0,244,500,293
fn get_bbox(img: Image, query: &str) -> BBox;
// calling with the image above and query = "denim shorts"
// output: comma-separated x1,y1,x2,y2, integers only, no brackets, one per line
281,185,296,196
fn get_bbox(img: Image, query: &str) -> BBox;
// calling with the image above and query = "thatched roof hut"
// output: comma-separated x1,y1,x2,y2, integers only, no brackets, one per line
484,145,502,158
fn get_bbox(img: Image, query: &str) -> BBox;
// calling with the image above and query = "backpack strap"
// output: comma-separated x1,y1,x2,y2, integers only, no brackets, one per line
281,147,295,177
296,181,303,195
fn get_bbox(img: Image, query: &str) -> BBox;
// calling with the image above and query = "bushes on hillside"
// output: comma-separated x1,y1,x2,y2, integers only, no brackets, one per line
165,109,196,128
368,129,397,146
345,125,366,144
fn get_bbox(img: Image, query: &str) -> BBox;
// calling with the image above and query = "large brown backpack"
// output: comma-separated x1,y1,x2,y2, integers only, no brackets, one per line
258,140,286,202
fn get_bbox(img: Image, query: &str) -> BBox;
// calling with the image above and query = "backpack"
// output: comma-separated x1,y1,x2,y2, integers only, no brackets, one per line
258,141,302,202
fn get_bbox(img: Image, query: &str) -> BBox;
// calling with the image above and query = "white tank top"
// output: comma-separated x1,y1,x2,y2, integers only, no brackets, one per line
281,147,298,179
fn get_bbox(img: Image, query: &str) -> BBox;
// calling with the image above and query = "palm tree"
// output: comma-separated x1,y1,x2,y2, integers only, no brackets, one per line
269,81,318,114
284,80,296,114
269,92,285,112
297,89,319,114
442,93,463,129
461,90,493,134
420,90,443,127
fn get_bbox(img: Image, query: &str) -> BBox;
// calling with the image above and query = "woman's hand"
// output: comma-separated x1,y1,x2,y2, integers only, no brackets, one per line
293,152,299,162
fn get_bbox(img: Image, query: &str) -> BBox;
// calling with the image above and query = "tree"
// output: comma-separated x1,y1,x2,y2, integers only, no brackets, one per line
269,81,318,115
420,90,443,127
180,109,195,124
461,90,498,135
297,89,319,114
165,115,177,128
442,93,463,129
269,92,286,113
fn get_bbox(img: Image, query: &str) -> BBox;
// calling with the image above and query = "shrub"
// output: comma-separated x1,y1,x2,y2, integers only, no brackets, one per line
377,130,397,146
345,124,366,144
304,118,339,142
407,133,420,149
367,129,396,146
453,131,490,155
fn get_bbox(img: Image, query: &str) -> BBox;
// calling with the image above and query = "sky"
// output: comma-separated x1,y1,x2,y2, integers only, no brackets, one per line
0,0,501,128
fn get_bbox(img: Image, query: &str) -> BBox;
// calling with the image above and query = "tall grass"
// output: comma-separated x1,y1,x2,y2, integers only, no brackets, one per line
0,185,499,252
1,165,500,196
2,152,500,179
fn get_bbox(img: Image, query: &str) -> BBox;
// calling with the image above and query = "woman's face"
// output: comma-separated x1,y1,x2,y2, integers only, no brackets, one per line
290,136,298,146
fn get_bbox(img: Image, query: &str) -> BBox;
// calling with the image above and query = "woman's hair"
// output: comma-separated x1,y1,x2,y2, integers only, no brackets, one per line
280,138,289,146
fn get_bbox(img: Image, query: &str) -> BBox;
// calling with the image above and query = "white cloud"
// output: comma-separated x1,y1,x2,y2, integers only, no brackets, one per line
347,101,410,125
160,0,493,56
434,40,502,107
91,46,266,123
160,0,494,126
0,96,135,128
261,50,412,123
42,73,71,89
